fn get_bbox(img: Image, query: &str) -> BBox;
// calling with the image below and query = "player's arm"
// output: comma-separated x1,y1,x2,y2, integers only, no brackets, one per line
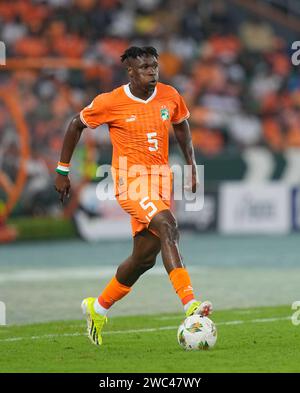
55,114,86,203
173,119,199,193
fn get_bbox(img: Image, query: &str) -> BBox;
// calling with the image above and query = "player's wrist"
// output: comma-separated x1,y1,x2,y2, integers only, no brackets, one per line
56,161,70,176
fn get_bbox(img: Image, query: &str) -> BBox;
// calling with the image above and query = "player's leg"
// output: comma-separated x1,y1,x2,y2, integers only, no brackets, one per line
115,228,161,286
148,209,181,273
82,228,161,346
95,228,161,313
148,209,212,317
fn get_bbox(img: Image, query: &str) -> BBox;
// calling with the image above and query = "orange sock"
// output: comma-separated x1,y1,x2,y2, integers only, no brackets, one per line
98,276,131,309
169,267,195,305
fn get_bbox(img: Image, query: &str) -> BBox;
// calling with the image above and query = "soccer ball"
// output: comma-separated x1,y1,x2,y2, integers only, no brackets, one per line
177,315,217,350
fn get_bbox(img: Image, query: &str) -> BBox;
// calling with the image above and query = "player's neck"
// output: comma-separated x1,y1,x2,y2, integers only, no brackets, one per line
128,83,155,101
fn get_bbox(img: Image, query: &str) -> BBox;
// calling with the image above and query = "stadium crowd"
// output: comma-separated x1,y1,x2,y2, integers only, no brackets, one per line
0,0,300,214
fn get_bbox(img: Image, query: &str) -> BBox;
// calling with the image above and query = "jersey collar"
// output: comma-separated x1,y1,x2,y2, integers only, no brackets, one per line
123,83,157,104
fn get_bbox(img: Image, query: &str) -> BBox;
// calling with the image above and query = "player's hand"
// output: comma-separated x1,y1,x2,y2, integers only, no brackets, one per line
55,174,71,204
184,163,199,193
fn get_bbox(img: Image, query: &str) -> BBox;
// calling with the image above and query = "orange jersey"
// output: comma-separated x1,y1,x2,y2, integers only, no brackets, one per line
80,82,190,173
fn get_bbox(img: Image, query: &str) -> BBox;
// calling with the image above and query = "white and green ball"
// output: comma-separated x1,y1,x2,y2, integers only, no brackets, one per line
177,315,217,350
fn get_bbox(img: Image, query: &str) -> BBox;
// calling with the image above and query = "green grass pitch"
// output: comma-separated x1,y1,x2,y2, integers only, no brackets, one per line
0,305,299,373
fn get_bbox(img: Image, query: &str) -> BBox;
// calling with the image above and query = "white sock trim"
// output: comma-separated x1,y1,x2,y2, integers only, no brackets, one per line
94,298,109,316
183,299,196,313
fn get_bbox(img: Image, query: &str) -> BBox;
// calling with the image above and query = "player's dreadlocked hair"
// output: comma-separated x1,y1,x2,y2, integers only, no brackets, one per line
120,46,159,63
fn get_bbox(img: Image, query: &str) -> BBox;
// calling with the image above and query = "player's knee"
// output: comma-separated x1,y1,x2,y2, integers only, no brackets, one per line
150,210,179,242
140,255,157,272
159,218,179,244
132,248,158,273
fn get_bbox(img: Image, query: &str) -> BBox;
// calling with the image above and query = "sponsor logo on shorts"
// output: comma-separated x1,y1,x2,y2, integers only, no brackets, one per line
125,115,137,122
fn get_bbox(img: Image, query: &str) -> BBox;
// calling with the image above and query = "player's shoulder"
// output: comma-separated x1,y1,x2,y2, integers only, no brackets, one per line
110,85,126,98
95,88,120,101
93,86,124,105
157,82,181,98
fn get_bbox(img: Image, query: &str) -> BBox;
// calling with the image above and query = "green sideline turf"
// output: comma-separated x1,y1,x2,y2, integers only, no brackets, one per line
0,305,299,373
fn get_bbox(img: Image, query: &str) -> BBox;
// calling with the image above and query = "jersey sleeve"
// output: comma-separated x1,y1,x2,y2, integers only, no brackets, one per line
171,91,190,125
80,93,110,129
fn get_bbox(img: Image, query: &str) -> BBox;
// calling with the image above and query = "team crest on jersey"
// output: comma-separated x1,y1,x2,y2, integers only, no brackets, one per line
160,107,169,121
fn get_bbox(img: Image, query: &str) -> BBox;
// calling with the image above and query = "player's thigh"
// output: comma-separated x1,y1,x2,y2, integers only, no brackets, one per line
116,175,171,238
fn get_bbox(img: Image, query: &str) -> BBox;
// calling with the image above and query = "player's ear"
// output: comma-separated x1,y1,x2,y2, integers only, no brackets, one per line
127,66,133,77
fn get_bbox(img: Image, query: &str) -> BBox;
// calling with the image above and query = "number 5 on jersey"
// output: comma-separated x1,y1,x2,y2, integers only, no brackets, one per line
139,196,158,222
147,132,158,151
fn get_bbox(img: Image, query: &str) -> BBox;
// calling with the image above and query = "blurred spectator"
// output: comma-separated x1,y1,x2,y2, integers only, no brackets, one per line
21,151,56,216
228,110,262,148
239,16,276,53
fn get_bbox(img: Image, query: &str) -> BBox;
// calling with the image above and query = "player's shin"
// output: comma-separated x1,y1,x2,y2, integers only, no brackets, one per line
168,267,196,311
168,267,213,317
95,276,131,315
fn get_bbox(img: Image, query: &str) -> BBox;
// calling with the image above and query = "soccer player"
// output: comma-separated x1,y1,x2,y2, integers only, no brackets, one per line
55,46,212,346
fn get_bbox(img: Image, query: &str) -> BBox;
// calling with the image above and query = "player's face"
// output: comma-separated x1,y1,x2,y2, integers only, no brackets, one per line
128,55,159,91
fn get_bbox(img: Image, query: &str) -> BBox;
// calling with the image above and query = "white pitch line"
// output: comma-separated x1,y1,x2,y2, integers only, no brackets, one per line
0,316,291,343
155,312,282,321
